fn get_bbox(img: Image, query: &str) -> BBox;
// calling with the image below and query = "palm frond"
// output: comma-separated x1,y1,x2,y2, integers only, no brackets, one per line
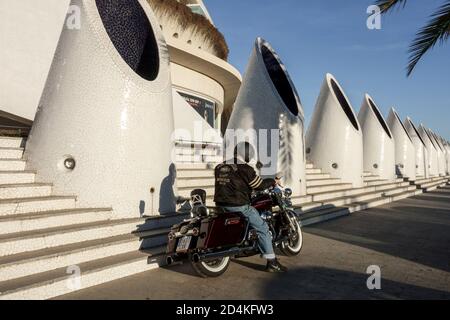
407,1,450,76
375,0,408,13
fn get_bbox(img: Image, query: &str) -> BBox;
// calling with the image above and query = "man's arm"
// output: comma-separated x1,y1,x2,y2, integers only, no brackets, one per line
244,165,276,191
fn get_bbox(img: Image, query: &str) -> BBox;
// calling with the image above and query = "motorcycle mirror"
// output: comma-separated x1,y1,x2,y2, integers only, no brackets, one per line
256,161,263,169
284,188,293,198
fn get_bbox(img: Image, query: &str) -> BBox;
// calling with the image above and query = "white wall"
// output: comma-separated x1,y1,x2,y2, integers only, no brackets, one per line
171,63,224,112
0,0,70,121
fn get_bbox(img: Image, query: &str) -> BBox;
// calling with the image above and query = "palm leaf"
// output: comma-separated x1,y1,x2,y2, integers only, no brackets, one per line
407,1,450,76
375,0,408,13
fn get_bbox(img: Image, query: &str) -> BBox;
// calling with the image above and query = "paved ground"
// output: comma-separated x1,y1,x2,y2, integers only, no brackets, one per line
59,186,450,300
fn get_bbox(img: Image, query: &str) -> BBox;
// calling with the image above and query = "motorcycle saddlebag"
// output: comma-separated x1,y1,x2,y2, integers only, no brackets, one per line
196,212,248,249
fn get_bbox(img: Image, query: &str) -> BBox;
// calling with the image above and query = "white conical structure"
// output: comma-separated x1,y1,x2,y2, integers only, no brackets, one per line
226,38,306,195
24,0,175,217
386,108,416,180
404,117,429,178
427,128,446,176
357,94,395,180
432,131,447,175
306,74,363,188
444,139,450,175
418,124,439,177
434,131,448,174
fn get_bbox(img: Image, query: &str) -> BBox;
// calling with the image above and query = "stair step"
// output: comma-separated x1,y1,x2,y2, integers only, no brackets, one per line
321,185,416,207
306,163,314,169
362,172,373,177
0,137,25,149
175,155,223,163
297,184,423,228
309,181,411,202
0,248,165,300
305,168,322,174
177,170,214,179
306,178,342,187
0,183,52,199
0,196,76,217
0,208,112,235
0,215,173,283
291,195,313,205
421,180,448,192
307,183,353,195
177,177,214,188
0,171,35,184
0,218,141,256
0,159,26,171
176,163,216,170
414,177,442,185
0,233,137,282
365,178,403,186
305,173,331,180
389,189,422,201
0,148,23,159
363,176,383,182
373,181,410,191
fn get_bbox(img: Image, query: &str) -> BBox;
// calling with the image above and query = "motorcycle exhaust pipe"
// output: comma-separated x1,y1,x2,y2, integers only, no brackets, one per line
192,247,254,262
166,256,174,265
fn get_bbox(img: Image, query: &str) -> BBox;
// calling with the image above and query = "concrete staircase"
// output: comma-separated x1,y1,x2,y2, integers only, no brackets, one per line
0,136,187,299
292,164,422,226
410,175,449,192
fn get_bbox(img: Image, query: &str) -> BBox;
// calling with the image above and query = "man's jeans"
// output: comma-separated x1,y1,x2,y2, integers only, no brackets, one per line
222,205,275,260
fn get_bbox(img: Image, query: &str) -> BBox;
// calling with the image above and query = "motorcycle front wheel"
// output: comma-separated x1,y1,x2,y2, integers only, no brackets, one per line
190,256,230,278
281,212,303,256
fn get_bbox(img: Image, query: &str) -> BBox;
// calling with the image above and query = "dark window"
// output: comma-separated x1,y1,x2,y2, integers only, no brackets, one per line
330,79,359,131
96,0,159,81
260,45,299,116
394,111,413,143
368,98,391,139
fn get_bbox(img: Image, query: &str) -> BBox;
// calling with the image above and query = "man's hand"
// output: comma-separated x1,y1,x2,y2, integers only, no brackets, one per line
275,176,283,187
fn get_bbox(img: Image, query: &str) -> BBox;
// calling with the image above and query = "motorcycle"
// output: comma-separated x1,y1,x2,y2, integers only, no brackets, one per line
166,186,303,277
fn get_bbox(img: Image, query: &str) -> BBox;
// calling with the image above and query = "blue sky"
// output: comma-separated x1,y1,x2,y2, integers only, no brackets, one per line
204,0,450,140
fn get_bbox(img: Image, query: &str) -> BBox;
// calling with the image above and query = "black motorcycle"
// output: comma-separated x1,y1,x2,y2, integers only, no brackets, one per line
166,186,303,277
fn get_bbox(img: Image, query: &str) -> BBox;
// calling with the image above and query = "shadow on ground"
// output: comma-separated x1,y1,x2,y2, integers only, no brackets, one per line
257,265,450,299
305,190,450,273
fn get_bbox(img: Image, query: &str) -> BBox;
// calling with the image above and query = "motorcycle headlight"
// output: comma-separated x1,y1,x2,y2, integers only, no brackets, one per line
284,188,293,198
273,187,283,196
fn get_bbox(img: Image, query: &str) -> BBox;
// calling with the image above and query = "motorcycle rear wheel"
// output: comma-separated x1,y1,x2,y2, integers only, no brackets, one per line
281,214,303,256
190,256,230,278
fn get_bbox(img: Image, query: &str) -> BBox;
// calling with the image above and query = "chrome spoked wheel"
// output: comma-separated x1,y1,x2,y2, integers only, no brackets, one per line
281,213,303,256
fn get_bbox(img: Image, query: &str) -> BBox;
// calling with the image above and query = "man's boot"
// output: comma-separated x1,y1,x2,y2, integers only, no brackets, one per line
266,258,288,273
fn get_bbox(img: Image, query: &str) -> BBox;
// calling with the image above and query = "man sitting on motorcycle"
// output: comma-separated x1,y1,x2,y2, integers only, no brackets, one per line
214,142,288,273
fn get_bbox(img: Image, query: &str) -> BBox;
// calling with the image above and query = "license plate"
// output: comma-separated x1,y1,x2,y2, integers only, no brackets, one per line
176,236,192,252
